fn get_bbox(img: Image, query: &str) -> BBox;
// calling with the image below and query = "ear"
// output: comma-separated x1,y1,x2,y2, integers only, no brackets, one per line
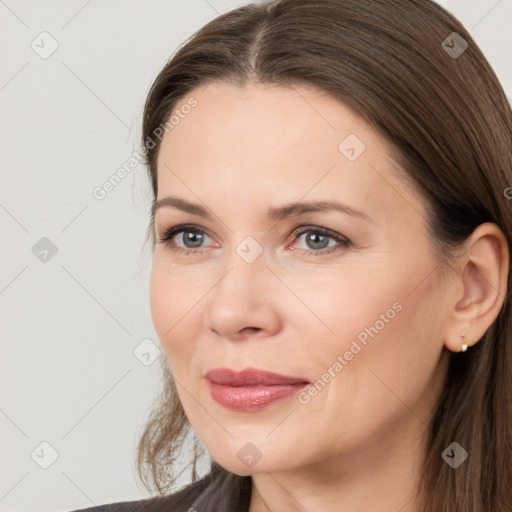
444,222,509,352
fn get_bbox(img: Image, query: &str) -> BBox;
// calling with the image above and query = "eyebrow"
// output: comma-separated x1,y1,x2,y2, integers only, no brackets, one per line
152,196,372,223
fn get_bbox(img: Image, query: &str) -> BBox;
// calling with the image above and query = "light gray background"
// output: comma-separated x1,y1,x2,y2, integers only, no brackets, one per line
1,1,510,511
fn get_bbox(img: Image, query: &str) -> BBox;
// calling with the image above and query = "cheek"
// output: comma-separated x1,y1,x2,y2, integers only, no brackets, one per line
285,284,441,465
149,261,170,343
316,266,445,421
301,269,403,360
149,260,198,367
302,254,440,387
371,275,447,377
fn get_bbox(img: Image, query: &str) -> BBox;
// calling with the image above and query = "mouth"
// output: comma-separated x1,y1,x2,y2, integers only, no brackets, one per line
204,367,310,412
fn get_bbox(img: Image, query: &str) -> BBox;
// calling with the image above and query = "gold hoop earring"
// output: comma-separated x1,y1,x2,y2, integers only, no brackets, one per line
460,333,468,352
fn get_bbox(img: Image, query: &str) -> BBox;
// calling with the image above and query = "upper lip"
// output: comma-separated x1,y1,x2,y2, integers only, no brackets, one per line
205,367,310,386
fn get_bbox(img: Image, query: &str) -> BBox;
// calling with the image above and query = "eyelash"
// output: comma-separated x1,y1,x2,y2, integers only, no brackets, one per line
157,224,352,256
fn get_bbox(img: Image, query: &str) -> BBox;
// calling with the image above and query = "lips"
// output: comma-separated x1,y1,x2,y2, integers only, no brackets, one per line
205,367,310,386
205,367,310,412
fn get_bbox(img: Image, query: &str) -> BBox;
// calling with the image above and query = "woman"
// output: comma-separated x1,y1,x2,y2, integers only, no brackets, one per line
74,0,512,510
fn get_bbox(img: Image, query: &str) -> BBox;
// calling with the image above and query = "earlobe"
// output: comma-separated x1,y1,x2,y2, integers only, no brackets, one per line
444,222,509,353
459,333,468,352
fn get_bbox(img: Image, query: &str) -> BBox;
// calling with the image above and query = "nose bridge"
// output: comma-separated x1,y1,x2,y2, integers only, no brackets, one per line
234,233,266,267
217,235,268,299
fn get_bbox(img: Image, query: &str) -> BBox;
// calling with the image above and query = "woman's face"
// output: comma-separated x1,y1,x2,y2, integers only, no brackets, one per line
150,81,453,476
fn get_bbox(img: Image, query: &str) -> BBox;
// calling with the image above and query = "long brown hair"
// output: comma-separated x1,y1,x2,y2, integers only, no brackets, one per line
136,0,512,510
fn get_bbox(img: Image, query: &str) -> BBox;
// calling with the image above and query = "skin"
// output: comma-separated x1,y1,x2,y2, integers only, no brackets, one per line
149,81,508,512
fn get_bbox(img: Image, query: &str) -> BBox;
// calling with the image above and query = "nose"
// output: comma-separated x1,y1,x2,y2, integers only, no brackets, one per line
204,253,282,341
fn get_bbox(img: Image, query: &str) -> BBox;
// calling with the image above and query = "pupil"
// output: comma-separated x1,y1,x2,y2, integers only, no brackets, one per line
308,233,328,249
185,231,203,248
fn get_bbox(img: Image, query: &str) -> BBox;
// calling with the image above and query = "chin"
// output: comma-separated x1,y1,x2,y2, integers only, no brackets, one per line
207,441,297,477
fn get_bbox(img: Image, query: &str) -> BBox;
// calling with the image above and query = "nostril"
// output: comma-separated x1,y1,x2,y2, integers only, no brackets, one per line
241,327,261,335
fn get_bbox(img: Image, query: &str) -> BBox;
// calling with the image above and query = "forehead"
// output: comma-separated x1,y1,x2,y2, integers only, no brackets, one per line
155,81,424,222
158,81,384,164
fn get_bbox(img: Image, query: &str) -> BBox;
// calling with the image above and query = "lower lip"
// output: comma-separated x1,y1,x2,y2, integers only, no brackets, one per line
207,381,308,411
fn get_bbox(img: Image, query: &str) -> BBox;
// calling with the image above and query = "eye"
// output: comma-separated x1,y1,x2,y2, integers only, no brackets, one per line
157,224,352,256
157,224,215,254
289,226,352,255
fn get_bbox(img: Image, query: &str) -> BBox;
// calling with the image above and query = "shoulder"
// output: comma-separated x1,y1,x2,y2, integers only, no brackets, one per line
69,493,178,512
68,464,251,512
68,476,210,512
